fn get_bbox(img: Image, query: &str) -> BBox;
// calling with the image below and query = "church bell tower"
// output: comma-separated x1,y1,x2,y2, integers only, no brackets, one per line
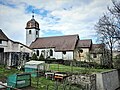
25,12,40,46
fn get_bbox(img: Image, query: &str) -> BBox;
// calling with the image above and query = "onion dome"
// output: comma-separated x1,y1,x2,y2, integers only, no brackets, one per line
25,15,40,30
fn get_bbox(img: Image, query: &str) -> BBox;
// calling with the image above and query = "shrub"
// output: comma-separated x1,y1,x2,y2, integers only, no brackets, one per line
39,53,45,60
31,53,38,60
114,54,120,69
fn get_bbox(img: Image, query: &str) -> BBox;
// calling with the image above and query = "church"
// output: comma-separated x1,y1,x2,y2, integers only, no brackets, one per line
25,14,104,63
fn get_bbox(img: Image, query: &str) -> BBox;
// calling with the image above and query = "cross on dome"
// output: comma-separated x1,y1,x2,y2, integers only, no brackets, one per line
32,10,34,19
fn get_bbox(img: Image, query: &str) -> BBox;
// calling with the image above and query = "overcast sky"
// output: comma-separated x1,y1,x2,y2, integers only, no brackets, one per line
0,0,112,44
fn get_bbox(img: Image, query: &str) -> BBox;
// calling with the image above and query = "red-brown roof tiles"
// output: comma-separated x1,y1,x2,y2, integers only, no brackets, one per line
92,44,104,48
77,39,92,48
90,44,105,53
30,35,79,51
25,19,40,30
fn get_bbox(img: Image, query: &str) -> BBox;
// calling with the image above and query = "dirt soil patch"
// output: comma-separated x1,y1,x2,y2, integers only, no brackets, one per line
0,78,7,83
21,86,36,90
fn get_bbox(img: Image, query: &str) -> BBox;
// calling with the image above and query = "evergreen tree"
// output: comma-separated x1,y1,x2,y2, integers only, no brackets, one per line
39,53,45,61
31,53,38,60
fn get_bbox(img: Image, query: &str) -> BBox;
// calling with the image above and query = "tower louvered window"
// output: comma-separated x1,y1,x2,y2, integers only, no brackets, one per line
29,30,31,34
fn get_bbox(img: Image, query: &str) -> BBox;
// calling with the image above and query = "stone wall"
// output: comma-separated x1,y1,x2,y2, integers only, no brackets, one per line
66,74,96,90
66,69,120,90
96,69,120,90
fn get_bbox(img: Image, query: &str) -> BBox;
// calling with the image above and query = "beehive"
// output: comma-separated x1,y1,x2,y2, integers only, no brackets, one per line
25,60,45,77
7,73,31,89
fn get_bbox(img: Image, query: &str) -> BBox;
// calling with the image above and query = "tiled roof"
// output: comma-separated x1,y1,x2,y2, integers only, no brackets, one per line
30,35,79,51
77,39,92,48
92,44,104,48
9,39,32,50
0,29,32,50
0,29,8,41
25,19,40,30
90,44,104,53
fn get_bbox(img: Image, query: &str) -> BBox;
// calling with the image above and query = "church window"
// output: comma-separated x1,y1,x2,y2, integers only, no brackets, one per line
78,48,83,53
63,51,66,55
36,31,38,35
0,40,2,44
41,50,45,57
36,50,39,56
29,30,31,34
50,49,53,56
93,53,97,58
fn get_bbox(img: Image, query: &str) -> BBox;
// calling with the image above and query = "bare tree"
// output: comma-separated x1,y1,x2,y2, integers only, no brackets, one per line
108,0,120,19
108,0,120,49
95,14,116,68
95,0,120,68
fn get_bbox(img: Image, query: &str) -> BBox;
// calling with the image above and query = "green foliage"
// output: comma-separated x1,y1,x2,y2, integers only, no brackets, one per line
49,64,110,74
31,77,80,90
0,65,21,80
114,54,120,69
39,53,45,61
31,53,38,60
85,53,94,62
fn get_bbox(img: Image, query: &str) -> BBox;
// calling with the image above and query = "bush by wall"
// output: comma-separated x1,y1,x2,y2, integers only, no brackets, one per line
31,53,38,60
113,54,120,69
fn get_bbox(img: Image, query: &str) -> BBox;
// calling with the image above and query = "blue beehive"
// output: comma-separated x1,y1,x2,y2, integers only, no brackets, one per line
7,73,31,89
25,60,45,77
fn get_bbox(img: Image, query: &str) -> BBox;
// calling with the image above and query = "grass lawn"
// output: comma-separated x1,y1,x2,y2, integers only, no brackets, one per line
30,64,111,89
0,65,21,80
49,64,111,74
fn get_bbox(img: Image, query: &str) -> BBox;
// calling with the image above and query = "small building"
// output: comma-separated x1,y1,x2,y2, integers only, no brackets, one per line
25,60,45,77
90,44,105,63
75,39,92,61
0,29,33,66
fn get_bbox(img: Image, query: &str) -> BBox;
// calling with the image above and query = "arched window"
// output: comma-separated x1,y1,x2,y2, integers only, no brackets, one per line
36,31,38,35
93,53,97,58
0,40,2,44
29,30,31,34
36,50,39,56
63,51,66,55
50,49,53,56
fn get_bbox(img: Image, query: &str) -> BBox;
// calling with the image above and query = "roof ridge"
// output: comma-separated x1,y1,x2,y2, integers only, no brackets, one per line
79,39,92,41
37,34,79,39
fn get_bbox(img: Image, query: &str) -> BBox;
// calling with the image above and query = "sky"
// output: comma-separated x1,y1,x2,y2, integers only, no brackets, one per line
0,0,113,44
